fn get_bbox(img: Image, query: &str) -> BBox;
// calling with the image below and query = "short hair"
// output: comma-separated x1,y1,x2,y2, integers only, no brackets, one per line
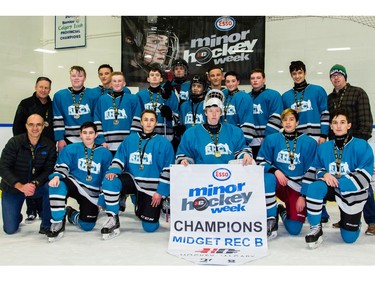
249,68,265,78
70,66,86,77
98,64,113,73
329,107,352,124
141,109,157,120
289,60,306,74
35,76,52,85
80,121,97,132
207,65,223,75
148,65,163,77
281,108,299,122
224,70,240,80
111,71,126,80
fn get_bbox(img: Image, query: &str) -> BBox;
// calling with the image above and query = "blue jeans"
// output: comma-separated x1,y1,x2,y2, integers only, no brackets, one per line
1,182,52,234
364,187,375,225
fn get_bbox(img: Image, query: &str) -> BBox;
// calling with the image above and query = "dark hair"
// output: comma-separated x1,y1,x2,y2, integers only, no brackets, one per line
329,107,352,124
148,64,163,77
36,76,52,85
80,121,97,132
207,65,223,75
281,108,299,122
141,109,157,119
98,64,113,73
250,68,265,78
289,60,306,73
224,70,240,80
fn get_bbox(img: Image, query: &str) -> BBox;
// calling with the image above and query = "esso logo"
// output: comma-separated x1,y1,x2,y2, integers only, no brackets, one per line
212,168,231,181
215,16,236,31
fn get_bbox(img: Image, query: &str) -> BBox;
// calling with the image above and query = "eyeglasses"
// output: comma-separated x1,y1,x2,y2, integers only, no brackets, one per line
26,123,44,128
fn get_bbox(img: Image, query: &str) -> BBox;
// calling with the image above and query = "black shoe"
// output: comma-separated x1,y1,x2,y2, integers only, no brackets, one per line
66,206,79,225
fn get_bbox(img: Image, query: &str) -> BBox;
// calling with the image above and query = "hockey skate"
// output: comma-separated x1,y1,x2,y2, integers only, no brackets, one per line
267,216,278,239
305,224,323,249
101,214,120,240
161,198,170,222
47,219,66,243
66,206,79,225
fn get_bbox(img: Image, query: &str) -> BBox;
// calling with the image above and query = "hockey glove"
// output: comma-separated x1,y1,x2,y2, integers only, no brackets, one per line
161,80,173,100
159,105,173,120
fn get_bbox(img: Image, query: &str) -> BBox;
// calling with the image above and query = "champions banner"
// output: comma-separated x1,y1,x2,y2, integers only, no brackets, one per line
168,164,268,265
121,16,265,87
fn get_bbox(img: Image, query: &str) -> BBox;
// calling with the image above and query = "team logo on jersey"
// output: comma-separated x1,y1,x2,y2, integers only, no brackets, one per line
329,161,349,175
129,151,152,166
253,103,263,115
205,143,232,156
104,108,128,120
224,104,236,116
78,158,101,174
145,102,162,112
215,16,236,31
276,149,301,165
179,90,189,101
68,104,90,116
291,100,313,112
184,113,204,125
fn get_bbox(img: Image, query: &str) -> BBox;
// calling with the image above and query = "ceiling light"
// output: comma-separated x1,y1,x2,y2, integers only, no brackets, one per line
34,48,57,54
326,47,351,51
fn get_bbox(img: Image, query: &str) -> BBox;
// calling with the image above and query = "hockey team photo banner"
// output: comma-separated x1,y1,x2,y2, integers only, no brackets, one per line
121,16,265,87
168,164,268,265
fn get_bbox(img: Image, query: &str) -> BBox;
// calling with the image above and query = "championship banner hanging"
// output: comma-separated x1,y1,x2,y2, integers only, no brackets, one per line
55,16,86,49
121,16,265,87
168,164,268,265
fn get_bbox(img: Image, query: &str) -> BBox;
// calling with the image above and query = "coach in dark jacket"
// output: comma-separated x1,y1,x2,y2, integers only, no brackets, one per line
0,114,57,234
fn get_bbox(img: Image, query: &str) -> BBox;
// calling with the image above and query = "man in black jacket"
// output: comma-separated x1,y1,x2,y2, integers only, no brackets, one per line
12,77,55,224
0,114,57,234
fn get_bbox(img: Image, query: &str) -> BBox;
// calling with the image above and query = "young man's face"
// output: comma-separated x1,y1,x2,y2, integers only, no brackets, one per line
173,65,186,79
330,114,351,136
98,67,112,88
225,75,240,92
141,112,157,133
191,83,204,96
282,113,298,133
207,69,224,88
111,75,126,92
205,106,222,125
80,127,97,147
291,69,305,84
147,70,163,86
70,69,86,90
250,72,265,91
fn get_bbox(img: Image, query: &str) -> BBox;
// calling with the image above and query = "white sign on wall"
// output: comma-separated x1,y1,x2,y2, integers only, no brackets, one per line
168,164,268,265
55,16,86,49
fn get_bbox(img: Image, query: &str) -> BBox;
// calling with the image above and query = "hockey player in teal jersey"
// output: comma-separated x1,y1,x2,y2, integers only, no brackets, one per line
47,122,113,242
53,66,101,152
222,71,255,145
257,108,318,239
178,74,207,131
176,89,253,166
136,65,179,142
100,110,175,239
302,108,374,248
282,61,330,144
249,68,283,159
169,58,191,104
94,71,142,155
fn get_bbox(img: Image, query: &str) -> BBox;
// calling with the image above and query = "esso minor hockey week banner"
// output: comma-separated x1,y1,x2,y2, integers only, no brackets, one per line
168,164,268,265
121,16,265,87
